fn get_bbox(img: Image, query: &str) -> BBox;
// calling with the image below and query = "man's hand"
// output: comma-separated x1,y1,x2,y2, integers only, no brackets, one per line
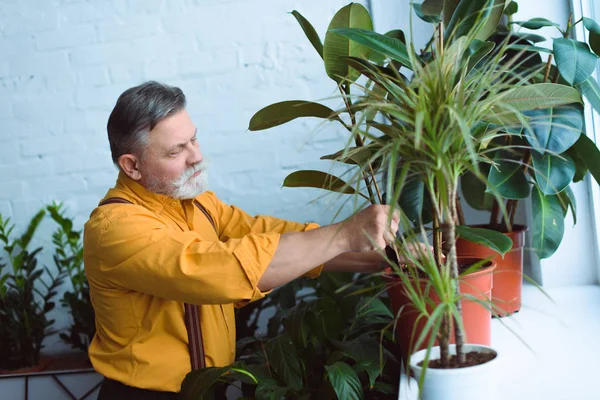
340,204,400,253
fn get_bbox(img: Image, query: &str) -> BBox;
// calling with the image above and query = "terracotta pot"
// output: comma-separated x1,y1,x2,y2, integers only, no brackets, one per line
0,356,53,376
384,259,495,363
455,225,527,317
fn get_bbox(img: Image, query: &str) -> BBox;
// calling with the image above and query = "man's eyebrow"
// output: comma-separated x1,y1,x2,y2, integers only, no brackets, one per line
166,128,197,153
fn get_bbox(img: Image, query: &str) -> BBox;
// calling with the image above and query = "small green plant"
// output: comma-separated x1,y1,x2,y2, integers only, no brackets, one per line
0,208,65,371
47,202,95,352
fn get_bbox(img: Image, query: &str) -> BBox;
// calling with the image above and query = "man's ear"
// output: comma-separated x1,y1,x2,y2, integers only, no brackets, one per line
118,154,142,180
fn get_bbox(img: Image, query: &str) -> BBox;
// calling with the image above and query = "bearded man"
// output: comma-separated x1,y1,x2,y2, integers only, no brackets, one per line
84,81,414,399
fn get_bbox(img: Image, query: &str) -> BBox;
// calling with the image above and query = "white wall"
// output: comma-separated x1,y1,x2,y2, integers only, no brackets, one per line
372,0,599,287
0,0,361,357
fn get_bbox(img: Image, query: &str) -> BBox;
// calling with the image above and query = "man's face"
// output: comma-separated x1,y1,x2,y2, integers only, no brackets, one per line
138,109,208,199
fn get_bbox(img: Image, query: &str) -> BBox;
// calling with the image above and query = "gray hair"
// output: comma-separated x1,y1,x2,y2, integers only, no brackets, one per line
107,81,186,164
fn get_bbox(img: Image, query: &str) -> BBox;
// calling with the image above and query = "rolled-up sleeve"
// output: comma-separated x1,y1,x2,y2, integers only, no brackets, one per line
85,206,280,306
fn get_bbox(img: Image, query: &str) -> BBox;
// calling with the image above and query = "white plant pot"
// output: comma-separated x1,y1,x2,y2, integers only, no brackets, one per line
408,344,500,400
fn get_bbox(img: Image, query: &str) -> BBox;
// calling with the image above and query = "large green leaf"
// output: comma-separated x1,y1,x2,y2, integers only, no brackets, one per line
487,156,530,199
499,83,582,111
461,169,494,211
421,0,444,15
583,17,600,56
325,362,363,400
558,185,577,224
504,1,518,15
445,0,504,41
566,138,588,182
291,10,323,59
531,152,576,195
455,225,513,256
267,333,303,391
511,18,559,30
283,170,357,194
320,146,376,166
524,105,583,154
180,366,233,399
248,101,338,131
369,30,406,64
355,297,393,319
468,39,495,71
575,76,600,116
553,38,598,86
330,28,412,69
397,176,433,225
571,133,600,186
413,2,441,24
531,187,565,259
324,3,373,84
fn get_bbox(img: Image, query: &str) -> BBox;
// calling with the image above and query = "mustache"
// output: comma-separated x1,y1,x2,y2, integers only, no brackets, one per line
173,160,210,186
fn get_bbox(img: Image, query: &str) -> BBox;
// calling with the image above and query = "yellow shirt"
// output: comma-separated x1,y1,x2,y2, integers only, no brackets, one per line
84,172,321,392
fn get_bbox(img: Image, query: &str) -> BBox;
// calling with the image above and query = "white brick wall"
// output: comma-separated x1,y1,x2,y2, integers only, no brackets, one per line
0,0,366,356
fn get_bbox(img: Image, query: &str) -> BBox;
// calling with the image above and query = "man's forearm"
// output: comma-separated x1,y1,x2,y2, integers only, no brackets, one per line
257,224,348,291
322,251,385,273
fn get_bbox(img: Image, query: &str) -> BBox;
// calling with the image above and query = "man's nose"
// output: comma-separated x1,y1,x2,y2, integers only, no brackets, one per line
188,143,203,165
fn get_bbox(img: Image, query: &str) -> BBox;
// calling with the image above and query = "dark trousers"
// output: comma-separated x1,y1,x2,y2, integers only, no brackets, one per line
97,378,182,400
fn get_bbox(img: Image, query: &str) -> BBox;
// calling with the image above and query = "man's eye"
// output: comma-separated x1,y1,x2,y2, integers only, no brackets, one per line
191,135,197,143
169,150,181,157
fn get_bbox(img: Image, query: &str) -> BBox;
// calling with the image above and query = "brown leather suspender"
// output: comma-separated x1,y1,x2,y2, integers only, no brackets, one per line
98,197,214,370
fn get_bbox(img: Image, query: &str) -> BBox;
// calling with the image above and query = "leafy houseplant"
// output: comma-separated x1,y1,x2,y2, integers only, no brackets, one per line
183,273,402,399
47,202,95,352
0,208,66,372
246,0,589,398
449,0,600,316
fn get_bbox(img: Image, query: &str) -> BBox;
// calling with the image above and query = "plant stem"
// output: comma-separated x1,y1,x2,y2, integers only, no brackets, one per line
543,54,553,82
489,199,500,230
456,195,465,226
448,185,465,366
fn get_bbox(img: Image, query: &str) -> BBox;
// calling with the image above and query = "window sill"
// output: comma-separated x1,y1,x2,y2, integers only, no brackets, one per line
399,284,600,399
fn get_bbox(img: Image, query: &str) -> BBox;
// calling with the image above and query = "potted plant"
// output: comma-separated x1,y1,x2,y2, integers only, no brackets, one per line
47,202,95,353
0,208,66,373
247,1,591,398
452,0,600,317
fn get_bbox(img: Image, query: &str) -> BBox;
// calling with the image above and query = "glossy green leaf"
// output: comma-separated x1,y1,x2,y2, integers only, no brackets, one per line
455,225,513,256
504,1,518,15
499,83,582,111
566,139,588,182
571,133,600,186
583,17,600,56
291,10,324,59
553,38,598,86
324,3,373,84
531,152,576,195
248,101,338,131
511,18,559,30
355,297,393,319
443,0,461,27
508,32,547,43
330,28,412,69
531,187,564,259
445,0,504,41
320,146,374,166
524,105,583,154
267,333,303,391
398,176,433,225
487,156,530,199
369,30,406,63
468,39,495,71
180,366,232,399
461,169,494,211
325,362,363,400
413,3,441,24
575,76,600,116
558,185,577,224
283,170,357,194
422,0,443,15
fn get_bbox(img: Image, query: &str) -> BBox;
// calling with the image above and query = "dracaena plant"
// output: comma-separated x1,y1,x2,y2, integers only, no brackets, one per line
249,0,586,376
